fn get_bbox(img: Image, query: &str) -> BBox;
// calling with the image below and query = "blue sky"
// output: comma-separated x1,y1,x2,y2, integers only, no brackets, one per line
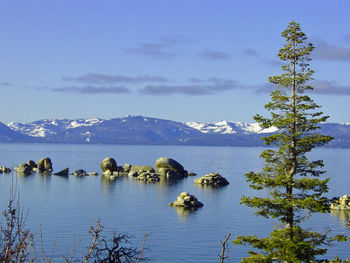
1,0,350,124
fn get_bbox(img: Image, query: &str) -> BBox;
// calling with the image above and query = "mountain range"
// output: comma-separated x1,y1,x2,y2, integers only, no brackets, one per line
1,115,350,148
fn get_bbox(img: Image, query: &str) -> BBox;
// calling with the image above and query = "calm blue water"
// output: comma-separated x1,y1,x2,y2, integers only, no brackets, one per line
0,143,349,262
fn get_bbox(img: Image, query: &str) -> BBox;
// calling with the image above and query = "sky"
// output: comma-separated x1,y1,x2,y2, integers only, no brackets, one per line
1,0,350,124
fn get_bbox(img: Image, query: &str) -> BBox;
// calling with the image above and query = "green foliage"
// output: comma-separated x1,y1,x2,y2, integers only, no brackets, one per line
234,21,348,262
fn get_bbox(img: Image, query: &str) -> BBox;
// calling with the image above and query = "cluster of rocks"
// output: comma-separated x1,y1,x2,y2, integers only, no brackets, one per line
134,172,160,183
128,157,189,183
128,165,159,183
15,157,53,175
194,172,229,187
100,157,192,184
168,192,203,208
100,158,125,180
0,166,11,174
330,195,350,210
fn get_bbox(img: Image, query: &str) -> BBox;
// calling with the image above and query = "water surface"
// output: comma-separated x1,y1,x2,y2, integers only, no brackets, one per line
0,143,349,262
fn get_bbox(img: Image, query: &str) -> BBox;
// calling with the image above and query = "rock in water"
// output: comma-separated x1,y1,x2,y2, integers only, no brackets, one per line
194,172,229,187
155,157,186,179
74,169,87,176
28,160,37,169
15,163,33,174
330,195,350,210
53,168,69,176
37,157,53,172
101,158,118,174
0,166,11,173
169,192,203,208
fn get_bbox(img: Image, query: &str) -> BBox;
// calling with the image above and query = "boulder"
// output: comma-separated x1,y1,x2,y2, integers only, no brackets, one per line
37,157,53,172
101,158,118,173
73,169,87,177
128,165,142,177
53,168,69,176
124,164,132,172
87,172,98,176
15,163,33,174
194,172,229,187
0,166,11,173
155,157,185,177
28,160,37,169
169,192,203,208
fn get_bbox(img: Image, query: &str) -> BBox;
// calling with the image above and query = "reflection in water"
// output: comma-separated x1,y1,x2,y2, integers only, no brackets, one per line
37,172,52,186
330,209,350,227
173,206,200,221
155,177,185,192
16,172,34,178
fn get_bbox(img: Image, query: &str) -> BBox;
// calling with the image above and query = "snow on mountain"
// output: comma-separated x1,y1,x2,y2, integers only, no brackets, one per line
185,121,278,135
5,116,350,147
8,118,103,137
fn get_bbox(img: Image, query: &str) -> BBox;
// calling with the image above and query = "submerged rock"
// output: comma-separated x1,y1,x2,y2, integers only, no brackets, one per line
0,166,11,173
169,192,203,208
53,168,69,176
37,157,53,173
194,172,229,187
331,195,350,210
101,158,118,174
73,169,88,177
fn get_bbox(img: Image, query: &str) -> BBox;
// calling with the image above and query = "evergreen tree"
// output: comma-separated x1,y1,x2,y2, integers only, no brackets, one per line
234,21,347,262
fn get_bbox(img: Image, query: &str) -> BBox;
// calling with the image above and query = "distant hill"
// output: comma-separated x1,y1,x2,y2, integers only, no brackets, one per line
5,115,350,148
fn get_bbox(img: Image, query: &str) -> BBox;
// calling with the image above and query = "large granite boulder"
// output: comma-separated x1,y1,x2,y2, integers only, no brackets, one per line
194,172,229,187
15,163,33,174
155,157,187,179
169,192,203,208
101,158,118,174
37,157,53,172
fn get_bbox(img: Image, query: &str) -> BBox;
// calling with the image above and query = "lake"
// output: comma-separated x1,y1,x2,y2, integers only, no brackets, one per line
0,143,350,262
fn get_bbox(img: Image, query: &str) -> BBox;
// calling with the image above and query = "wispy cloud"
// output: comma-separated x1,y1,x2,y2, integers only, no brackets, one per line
313,39,350,61
254,80,350,96
0,82,12,87
62,73,169,84
242,48,259,57
51,86,131,94
198,50,231,61
311,80,350,95
126,34,194,59
139,78,246,96
126,42,175,59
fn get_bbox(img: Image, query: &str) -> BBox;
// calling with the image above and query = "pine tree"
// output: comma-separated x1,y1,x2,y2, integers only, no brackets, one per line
234,21,347,262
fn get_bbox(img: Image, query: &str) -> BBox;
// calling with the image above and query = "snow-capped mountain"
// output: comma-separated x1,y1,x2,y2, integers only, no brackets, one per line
4,115,350,147
186,120,278,135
